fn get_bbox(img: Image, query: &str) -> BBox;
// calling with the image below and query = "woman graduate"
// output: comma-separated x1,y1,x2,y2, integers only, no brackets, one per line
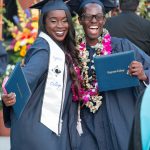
68,0,150,150
2,0,80,150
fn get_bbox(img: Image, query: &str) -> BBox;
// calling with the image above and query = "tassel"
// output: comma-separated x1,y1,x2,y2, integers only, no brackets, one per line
77,118,83,136
58,119,63,136
76,103,83,136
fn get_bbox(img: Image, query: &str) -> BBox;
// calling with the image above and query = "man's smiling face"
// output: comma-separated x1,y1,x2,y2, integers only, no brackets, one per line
79,3,106,45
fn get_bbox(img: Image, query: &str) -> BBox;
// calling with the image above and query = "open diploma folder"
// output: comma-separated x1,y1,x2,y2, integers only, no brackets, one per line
94,51,140,91
5,63,31,119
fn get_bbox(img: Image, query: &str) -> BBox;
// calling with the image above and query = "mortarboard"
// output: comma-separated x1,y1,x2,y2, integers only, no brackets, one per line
30,0,69,13
66,0,117,14
79,0,104,10
30,0,71,33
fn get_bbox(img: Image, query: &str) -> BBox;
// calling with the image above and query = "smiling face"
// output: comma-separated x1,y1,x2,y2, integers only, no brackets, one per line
79,3,106,46
45,10,69,42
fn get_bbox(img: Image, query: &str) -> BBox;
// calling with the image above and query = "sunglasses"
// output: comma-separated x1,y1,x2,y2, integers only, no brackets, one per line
81,13,104,21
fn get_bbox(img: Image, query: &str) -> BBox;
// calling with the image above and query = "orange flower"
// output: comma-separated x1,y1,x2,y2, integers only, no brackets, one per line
20,46,27,57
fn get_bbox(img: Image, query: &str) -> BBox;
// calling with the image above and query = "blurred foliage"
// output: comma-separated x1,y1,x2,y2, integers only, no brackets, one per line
2,0,38,65
138,0,150,20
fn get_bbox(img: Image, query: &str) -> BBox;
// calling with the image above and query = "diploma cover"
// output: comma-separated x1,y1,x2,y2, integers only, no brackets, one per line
94,50,140,91
5,63,31,119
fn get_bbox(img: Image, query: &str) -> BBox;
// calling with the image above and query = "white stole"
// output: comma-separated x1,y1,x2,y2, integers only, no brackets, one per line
39,32,67,136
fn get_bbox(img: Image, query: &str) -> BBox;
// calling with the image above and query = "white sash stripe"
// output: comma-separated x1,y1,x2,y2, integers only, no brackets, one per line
58,64,67,133
39,32,66,135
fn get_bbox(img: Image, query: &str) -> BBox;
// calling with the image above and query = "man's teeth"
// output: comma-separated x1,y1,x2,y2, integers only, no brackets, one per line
89,26,98,29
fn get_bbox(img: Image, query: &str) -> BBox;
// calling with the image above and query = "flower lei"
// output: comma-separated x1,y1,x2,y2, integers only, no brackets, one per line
72,28,112,113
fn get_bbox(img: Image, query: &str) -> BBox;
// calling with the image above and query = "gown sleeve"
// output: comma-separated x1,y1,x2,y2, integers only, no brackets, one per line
112,37,150,83
3,37,50,127
23,38,49,92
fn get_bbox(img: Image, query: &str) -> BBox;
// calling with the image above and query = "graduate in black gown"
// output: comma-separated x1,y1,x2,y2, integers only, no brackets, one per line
70,0,150,150
128,85,150,150
2,0,80,150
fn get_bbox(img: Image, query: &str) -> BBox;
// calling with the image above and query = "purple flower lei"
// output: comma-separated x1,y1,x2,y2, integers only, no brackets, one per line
72,28,112,113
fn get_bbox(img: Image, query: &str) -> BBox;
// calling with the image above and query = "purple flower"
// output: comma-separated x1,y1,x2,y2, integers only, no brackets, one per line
25,9,31,18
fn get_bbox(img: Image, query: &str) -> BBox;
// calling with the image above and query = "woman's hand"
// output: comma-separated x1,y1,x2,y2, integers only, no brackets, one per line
2,93,16,107
128,61,148,81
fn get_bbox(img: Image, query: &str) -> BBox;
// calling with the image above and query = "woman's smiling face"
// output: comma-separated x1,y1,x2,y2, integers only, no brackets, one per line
45,10,69,42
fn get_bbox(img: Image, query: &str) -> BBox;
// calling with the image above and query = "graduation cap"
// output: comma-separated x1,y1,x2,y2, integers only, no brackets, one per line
30,0,69,13
30,0,71,33
66,0,117,14
78,0,104,11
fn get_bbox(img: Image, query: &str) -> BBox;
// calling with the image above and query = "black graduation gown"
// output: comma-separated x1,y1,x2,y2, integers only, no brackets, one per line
128,93,143,150
77,37,150,150
3,37,78,150
129,85,150,150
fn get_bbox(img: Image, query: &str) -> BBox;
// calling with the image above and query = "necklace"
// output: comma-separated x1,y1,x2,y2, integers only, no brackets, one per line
72,28,112,113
